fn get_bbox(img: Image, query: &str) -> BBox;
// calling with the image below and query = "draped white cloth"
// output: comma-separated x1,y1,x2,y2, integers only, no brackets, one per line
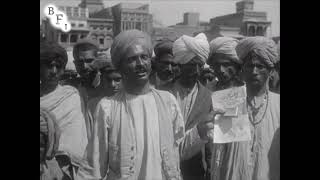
40,85,88,167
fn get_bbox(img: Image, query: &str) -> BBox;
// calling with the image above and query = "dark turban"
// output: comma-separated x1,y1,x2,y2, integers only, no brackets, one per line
40,41,68,68
111,30,153,69
154,39,173,58
73,38,99,60
236,36,279,68
40,108,61,160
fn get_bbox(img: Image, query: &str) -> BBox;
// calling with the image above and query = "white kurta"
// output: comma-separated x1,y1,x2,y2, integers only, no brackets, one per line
172,82,199,124
125,92,163,180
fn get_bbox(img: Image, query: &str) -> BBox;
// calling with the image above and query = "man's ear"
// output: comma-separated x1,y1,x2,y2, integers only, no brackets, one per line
269,68,275,77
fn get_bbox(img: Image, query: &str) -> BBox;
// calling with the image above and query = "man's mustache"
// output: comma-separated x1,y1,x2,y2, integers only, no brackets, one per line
134,66,148,73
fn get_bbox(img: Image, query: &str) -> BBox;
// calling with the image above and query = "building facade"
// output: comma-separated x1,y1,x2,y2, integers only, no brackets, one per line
42,2,115,50
56,6,90,49
88,8,114,49
208,0,271,39
79,0,104,14
112,3,153,36
151,12,209,42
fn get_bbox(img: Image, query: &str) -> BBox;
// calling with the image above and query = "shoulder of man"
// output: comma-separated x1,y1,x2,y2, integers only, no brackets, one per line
60,85,80,95
152,88,176,101
96,91,125,109
269,91,280,100
268,90,280,115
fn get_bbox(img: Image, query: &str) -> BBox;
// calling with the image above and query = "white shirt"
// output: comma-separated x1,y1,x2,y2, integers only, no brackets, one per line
125,92,163,180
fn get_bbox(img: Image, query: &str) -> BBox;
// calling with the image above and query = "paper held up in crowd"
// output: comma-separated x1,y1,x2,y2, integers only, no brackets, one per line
211,86,251,144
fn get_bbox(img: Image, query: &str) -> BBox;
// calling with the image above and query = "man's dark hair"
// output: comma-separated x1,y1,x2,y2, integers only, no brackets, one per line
40,41,68,69
73,40,99,60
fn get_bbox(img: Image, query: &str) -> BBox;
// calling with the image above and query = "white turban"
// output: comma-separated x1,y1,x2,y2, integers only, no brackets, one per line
172,33,209,65
236,36,279,68
209,37,240,64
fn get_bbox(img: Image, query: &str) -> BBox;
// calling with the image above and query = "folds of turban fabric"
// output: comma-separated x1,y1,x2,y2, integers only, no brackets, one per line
111,29,153,69
154,39,174,58
236,36,279,68
172,33,209,65
40,108,61,160
209,37,241,64
40,41,68,68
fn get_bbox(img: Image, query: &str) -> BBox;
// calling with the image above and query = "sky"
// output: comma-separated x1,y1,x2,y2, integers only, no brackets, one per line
40,0,280,37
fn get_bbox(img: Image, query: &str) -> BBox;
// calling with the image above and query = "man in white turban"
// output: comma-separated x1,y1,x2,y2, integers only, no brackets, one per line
207,37,244,91
169,33,222,180
205,36,246,180
207,36,280,180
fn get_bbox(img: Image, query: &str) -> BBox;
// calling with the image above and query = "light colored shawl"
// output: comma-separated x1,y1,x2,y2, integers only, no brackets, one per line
40,85,88,167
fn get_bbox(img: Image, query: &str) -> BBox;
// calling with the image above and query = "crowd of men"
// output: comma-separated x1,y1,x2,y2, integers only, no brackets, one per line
40,29,280,180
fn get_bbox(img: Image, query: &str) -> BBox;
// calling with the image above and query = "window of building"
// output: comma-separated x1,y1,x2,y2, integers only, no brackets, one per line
70,34,78,43
248,26,255,37
91,35,97,40
71,23,76,27
80,34,86,39
59,6,65,12
256,26,264,36
99,38,104,45
79,24,84,27
80,9,86,17
73,7,79,17
66,7,72,17
60,34,68,42
136,22,141,30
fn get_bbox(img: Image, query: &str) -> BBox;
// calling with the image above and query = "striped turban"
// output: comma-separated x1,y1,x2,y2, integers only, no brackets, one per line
111,30,153,70
172,33,210,65
236,36,279,68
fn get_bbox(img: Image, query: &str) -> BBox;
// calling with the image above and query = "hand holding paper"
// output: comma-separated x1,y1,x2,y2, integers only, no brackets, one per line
197,110,225,141
211,86,251,143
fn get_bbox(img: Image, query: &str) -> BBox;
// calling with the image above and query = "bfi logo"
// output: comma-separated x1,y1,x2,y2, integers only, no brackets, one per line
44,4,71,33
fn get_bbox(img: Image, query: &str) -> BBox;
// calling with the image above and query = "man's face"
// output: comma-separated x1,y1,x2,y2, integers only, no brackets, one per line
242,55,271,89
155,54,177,82
40,58,64,89
209,58,238,84
101,71,122,96
179,57,201,83
74,49,98,86
120,44,151,85
199,68,215,86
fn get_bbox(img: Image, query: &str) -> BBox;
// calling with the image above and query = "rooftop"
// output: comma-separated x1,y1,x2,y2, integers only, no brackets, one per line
89,7,113,19
118,3,149,10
